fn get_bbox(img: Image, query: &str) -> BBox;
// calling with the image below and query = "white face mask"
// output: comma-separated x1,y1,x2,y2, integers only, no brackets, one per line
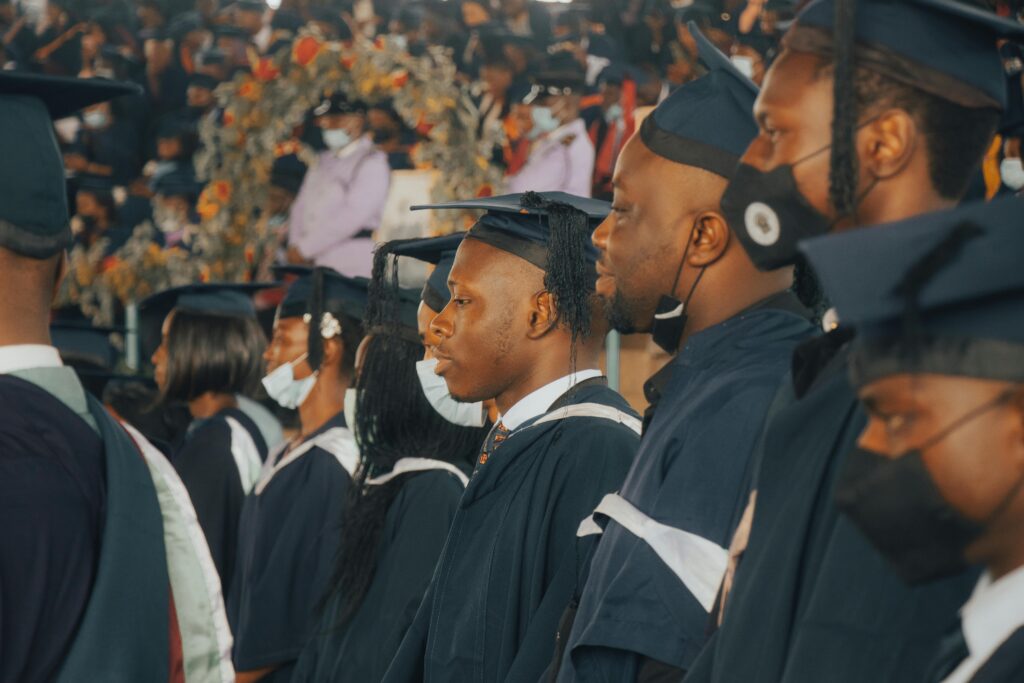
83,109,110,129
415,358,485,427
262,352,318,409
730,55,755,80
1000,157,1024,191
322,128,353,150
530,106,561,140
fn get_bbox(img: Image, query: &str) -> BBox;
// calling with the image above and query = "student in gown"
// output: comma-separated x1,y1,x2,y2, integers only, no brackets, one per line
554,26,814,681
0,71,230,683
686,2,1024,682
389,232,491,434
382,192,642,683
229,268,367,683
143,283,273,595
292,261,488,682
799,197,1024,683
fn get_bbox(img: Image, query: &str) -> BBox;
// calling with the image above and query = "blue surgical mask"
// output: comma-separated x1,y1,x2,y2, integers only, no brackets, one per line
530,106,560,139
416,358,486,427
1000,157,1024,191
262,352,318,409
322,128,353,150
344,387,358,432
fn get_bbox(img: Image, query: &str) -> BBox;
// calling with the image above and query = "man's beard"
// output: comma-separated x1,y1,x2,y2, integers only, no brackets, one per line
602,289,641,335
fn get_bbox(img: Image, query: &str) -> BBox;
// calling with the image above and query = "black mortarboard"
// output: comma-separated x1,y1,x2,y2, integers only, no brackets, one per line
270,9,304,32
276,267,369,321
152,169,203,199
197,47,229,66
139,282,274,360
524,50,587,103
412,192,610,341
188,72,221,90
313,92,368,117
168,12,207,43
234,0,265,12
0,72,139,259
214,24,251,41
51,322,122,371
640,23,758,179
269,154,308,194
787,0,1024,110
800,196,1024,385
155,112,195,139
76,174,116,195
388,232,466,313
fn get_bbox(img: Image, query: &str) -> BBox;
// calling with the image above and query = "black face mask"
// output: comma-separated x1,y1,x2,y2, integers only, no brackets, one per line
836,391,1022,584
721,161,833,271
650,223,705,355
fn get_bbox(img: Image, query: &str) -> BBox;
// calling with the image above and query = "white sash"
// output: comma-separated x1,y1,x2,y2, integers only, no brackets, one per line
365,457,470,488
576,493,729,613
521,402,643,437
224,416,263,495
254,426,359,496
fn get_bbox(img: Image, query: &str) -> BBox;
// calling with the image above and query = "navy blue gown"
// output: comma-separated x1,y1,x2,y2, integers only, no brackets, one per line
0,376,105,683
382,380,640,683
173,407,269,598
292,464,467,682
686,333,978,683
228,412,358,682
558,294,813,680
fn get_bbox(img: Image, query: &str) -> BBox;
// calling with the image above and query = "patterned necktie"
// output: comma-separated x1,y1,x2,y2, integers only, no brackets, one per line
925,626,969,683
477,421,510,469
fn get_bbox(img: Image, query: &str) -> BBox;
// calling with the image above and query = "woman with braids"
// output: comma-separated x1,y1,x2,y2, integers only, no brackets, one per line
144,283,273,596
291,257,487,682
228,268,366,683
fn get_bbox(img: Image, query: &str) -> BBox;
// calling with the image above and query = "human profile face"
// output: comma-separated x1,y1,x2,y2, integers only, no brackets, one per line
417,301,441,359
151,310,174,390
264,315,314,379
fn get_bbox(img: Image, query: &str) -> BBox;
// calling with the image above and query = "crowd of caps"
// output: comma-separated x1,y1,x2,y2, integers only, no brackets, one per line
8,0,1022,284
4,0,1024,683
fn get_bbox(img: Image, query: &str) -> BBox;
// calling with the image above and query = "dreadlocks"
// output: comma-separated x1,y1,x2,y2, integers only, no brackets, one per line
828,0,858,219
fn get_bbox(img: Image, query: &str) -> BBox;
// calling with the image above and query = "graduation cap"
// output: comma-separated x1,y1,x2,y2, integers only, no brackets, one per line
269,154,307,194
167,12,207,43
152,169,203,199
51,322,122,371
787,0,1024,111
313,92,367,117
276,267,370,369
411,191,610,342
197,47,229,66
214,24,251,41
799,195,1024,386
188,72,221,91
0,72,140,259
639,22,758,179
387,232,466,313
138,282,275,361
524,50,587,103
233,0,266,12
76,174,116,196
270,10,304,32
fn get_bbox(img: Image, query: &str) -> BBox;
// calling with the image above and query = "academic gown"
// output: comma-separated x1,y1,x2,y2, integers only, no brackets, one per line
173,407,269,597
686,331,978,683
0,372,171,683
228,411,359,682
382,381,640,683
963,627,1024,682
292,462,469,683
558,294,813,681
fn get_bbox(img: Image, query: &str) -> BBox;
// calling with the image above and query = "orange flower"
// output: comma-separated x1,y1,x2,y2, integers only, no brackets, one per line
238,79,262,101
292,35,322,66
223,109,236,127
415,113,434,136
245,244,255,264
391,70,409,88
476,184,494,198
373,36,385,50
253,57,280,82
211,180,232,203
199,266,211,283
100,255,120,272
275,140,301,157
341,55,357,70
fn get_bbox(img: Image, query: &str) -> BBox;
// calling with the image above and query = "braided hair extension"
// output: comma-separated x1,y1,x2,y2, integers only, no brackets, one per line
829,0,859,219
518,192,594,369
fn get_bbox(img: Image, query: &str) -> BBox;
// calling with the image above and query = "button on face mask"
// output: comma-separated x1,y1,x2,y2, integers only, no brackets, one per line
262,352,318,410
416,358,486,428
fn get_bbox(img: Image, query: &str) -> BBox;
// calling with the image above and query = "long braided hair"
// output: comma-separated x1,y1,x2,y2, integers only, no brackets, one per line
829,0,859,219
320,245,489,628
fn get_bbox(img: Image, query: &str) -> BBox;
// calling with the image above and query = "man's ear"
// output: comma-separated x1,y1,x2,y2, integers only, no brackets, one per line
688,211,731,268
859,108,918,181
526,289,559,339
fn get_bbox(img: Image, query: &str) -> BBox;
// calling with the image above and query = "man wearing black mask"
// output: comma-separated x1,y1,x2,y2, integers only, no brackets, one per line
801,196,1024,683
688,1,1024,682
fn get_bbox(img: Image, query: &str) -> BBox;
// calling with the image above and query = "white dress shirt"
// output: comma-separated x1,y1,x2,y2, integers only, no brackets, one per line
943,564,1024,683
500,368,603,431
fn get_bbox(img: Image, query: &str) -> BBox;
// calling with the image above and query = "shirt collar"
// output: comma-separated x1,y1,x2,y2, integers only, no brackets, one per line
961,565,1024,668
500,368,602,431
0,345,63,374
